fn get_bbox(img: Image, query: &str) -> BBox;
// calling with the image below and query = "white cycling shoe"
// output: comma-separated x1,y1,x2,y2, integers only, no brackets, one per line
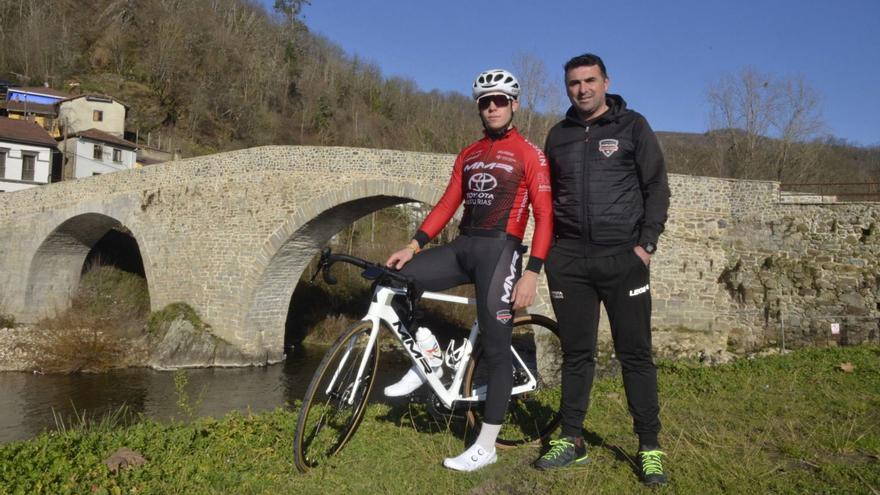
443,443,497,472
383,365,443,397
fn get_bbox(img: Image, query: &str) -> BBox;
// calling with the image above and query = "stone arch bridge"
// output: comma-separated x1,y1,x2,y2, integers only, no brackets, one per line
1,146,877,364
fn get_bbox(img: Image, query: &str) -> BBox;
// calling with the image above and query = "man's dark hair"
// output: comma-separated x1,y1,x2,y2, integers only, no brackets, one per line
564,53,608,79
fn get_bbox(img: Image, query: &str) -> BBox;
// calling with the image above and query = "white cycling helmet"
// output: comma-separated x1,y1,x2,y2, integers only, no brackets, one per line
472,69,520,100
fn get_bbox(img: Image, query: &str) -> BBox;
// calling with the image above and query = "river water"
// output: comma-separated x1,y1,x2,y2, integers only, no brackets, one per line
0,344,412,444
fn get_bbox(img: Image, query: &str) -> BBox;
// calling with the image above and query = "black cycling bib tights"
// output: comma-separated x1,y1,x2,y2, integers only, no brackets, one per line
400,233,524,424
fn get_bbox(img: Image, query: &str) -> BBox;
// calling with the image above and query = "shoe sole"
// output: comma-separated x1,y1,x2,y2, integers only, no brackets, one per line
643,479,668,487
534,456,590,471
443,454,497,472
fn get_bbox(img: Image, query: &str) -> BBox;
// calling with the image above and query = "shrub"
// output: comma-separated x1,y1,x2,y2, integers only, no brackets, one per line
32,264,151,373
37,264,150,335
31,327,127,373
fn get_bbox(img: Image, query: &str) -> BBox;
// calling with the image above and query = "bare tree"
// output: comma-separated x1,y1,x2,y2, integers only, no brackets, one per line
771,76,825,181
707,68,825,181
708,68,778,177
512,52,546,137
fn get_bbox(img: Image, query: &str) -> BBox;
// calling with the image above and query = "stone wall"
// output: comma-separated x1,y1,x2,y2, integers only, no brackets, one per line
666,181,876,356
558,175,879,359
720,202,879,350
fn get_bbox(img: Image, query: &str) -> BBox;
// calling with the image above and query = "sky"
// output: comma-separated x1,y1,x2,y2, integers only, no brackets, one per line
277,0,879,146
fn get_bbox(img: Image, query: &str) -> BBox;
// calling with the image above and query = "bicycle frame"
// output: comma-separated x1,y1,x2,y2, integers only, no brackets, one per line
328,284,539,409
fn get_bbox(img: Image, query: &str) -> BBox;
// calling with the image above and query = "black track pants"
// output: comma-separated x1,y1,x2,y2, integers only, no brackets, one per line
401,234,523,425
545,245,661,441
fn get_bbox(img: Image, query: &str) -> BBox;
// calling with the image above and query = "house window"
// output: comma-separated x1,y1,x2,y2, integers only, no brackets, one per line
21,153,36,181
93,144,103,160
0,149,6,179
112,149,122,163
93,110,103,122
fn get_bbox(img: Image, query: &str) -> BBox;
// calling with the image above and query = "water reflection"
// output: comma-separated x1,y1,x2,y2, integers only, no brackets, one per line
0,344,410,443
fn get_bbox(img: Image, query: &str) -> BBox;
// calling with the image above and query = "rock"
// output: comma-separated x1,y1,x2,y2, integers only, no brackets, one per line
103,447,146,473
699,348,736,366
147,318,252,369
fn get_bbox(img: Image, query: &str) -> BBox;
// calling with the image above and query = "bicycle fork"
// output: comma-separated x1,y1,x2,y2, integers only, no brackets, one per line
325,317,381,406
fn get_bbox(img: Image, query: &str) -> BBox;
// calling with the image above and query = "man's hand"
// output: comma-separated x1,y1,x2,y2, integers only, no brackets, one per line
511,270,539,310
634,245,652,267
386,243,417,269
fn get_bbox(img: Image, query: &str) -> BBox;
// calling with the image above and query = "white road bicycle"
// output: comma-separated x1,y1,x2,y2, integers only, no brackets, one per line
292,249,562,472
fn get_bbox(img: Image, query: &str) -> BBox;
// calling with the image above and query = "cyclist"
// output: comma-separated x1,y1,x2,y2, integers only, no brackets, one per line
384,68,553,472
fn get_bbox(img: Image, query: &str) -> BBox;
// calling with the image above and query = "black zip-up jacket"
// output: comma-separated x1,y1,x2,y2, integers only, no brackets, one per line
544,94,670,257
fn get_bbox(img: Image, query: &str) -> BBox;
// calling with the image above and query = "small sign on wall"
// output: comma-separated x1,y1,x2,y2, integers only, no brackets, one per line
831,322,841,335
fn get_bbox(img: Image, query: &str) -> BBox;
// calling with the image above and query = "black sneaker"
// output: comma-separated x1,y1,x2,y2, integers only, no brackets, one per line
638,449,668,486
534,437,588,470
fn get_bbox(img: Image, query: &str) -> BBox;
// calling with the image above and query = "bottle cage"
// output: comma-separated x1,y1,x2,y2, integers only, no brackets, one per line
444,338,472,370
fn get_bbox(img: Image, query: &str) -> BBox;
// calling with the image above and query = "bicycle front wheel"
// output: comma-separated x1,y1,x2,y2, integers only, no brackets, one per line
463,314,562,447
293,320,379,472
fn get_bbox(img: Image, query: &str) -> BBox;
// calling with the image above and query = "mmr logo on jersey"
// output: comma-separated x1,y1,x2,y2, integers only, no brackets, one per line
599,139,619,157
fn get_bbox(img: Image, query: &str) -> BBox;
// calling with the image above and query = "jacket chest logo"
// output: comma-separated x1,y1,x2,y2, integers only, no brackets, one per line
598,139,619,158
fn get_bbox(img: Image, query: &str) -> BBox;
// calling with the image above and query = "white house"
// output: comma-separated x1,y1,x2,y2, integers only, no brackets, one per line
0,118,58,192
58,128,138,178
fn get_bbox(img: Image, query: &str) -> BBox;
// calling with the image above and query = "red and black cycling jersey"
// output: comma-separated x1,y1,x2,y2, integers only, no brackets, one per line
412,128,553,272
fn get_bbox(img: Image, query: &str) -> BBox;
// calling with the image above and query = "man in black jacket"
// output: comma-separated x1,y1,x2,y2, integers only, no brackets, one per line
534,53,670,486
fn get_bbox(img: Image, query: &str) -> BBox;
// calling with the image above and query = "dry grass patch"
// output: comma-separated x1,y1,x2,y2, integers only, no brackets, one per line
32,263,150,373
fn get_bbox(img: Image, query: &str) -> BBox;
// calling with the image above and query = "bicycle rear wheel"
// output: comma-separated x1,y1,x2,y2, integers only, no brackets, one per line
462,314,562,447
293,320,379,472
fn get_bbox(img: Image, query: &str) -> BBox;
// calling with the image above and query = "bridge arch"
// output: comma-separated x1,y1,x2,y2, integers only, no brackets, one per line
242,179,441,355
24,212,151,321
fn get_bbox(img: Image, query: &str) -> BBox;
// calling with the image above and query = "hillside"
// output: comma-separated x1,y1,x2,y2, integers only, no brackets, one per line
1,0,877,188
658,131,880,191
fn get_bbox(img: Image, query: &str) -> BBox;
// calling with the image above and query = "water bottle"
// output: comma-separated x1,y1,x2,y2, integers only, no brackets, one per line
415,327,443,368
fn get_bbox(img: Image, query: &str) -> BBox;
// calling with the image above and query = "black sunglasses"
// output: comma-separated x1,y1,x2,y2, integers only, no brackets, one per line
478,94,512,110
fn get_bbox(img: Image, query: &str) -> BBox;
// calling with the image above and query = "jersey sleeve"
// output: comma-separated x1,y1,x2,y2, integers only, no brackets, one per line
413,152,464,247
524,148,553,272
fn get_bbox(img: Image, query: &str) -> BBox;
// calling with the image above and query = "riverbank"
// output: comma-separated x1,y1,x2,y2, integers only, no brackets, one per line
0,327,38,372
0,326,149,373
1,346,877,494
0,316,269,373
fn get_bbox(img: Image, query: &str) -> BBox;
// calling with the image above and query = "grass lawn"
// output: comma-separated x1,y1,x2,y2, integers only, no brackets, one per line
1,345,878,494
